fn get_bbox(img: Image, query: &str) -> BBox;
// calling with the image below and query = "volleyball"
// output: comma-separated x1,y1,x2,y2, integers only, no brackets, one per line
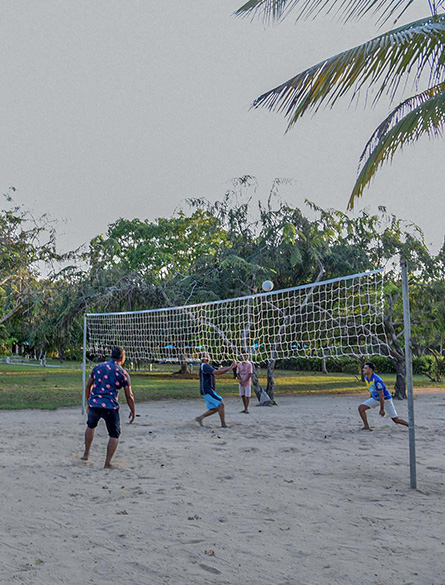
262,280,274,292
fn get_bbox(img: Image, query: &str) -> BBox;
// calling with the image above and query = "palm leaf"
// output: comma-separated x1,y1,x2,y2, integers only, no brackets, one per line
253,15,445,130
359,81,445,165
235,0,416,25
347,89,445,209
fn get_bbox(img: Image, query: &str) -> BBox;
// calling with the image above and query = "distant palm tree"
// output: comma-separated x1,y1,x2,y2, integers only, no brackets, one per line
236,0,445,209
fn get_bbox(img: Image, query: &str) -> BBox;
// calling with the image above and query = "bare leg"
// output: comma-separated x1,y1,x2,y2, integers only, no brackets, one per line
104,437,119,468
358,405,372,431
218,403,227,428
244,396,250,414
392,417,409,427
240,395,247,413
82,427,95,460
195,409,218,426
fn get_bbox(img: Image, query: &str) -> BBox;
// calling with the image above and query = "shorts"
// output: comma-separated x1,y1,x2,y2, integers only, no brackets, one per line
87,407,121,438
361,397,398,419
203,392,223,410
239,384,252,397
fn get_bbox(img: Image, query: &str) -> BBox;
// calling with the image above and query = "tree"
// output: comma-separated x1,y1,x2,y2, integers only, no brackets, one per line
314,203,437,398
235,0,445,208
0,191,59,351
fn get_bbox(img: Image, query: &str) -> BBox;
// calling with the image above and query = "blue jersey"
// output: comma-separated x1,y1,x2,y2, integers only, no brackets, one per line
365,373,392,401
199,363,220,400
88,359,131,410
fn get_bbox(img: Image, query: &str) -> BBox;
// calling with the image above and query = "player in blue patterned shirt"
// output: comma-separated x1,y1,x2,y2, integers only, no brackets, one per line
358,362,409,431
81,346,135,468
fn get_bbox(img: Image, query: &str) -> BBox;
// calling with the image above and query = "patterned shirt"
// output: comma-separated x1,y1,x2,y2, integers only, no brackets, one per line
365,373,392,401
88,359,131,410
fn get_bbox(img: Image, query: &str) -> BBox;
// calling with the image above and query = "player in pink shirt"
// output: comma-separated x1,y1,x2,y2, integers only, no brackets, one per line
236,353,253,414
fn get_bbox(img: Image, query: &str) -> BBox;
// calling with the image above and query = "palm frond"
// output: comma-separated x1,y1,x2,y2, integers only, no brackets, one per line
253,15,445,129
235,0,416,25
359,81,445,166
347,89,445,209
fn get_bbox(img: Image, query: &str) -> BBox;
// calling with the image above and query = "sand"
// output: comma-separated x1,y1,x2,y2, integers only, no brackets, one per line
1,391,445,585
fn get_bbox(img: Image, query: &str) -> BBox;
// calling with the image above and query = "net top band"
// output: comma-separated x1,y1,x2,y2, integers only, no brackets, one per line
85,269,384,317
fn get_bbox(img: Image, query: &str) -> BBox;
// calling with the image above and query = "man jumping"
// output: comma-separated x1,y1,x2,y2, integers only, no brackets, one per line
358,362,409,431
195,351,236,428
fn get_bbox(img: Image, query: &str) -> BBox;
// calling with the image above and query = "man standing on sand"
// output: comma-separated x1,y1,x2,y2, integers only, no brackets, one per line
236,353,253,413
195,351,236,428
358,362,409,431
82,346,135,468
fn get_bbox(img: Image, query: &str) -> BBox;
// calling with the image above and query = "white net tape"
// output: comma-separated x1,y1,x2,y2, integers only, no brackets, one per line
85,270,386,364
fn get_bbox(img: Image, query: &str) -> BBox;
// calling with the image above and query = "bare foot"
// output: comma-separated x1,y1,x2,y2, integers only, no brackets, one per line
195,416,203,427
221,424,228,428
81,454,89,461
360,426,372,431
239,410,246,413
104,463,115,469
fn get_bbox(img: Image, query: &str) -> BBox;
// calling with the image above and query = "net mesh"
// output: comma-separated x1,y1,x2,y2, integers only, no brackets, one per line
85,270,386,365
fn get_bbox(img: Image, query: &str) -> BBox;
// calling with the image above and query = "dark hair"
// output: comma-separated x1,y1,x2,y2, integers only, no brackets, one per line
365,362,375,371
111,346,125,361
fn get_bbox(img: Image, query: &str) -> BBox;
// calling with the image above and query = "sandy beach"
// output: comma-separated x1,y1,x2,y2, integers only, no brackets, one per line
1,391,445,585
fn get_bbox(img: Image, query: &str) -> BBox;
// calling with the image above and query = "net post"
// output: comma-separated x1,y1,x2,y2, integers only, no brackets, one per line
401,258,417,490
82,314,87,415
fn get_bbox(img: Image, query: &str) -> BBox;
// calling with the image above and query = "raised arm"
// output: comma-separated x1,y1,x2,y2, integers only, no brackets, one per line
213,361,237,376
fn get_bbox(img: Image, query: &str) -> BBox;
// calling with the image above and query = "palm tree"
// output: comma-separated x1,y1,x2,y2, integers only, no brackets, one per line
235,0,445,209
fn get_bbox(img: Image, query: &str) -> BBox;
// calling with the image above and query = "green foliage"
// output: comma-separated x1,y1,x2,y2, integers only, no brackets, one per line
89,210,227,282
4,185,444,375
0,191,62,355
235,0,445,207
236,0,416,25
277,355,395,373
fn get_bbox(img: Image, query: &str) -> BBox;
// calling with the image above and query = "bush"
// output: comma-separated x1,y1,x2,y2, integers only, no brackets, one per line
276,355,395,374
412,355,438,378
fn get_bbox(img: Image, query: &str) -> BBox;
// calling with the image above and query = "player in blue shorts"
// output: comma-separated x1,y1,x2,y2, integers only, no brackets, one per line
359,362,409,431
195,351,236,428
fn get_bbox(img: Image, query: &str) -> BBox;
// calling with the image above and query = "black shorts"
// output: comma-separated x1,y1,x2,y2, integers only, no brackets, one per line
87,407,121,438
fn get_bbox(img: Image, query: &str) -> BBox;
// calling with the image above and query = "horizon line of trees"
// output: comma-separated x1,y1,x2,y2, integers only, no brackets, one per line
1,181,445,399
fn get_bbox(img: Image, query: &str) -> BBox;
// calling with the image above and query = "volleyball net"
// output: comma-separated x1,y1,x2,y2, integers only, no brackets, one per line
84,270,386,365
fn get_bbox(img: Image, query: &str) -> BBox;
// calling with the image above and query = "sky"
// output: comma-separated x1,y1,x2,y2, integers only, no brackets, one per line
1,0,444,254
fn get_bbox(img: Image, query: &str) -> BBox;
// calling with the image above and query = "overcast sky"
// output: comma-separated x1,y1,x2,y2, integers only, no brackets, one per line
1,1,443,254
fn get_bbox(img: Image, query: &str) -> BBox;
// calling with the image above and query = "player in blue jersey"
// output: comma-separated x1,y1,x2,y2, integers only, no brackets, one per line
82,346,135,467
195,351,237,428
358,362,409,431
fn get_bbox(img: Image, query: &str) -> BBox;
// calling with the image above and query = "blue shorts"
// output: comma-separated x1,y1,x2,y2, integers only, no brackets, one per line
87,407,121,438
203,392,223,410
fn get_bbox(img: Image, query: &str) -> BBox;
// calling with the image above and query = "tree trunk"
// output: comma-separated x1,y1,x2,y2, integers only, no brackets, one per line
321,356,328,375
360,356,366,381
172,360,191,375
266,359,277,404
179,361,191,374
251,366,263,402
391,356,407,400
384,313,406,400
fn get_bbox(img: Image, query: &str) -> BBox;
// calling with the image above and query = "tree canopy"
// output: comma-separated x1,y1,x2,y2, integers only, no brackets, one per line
235,0,445,208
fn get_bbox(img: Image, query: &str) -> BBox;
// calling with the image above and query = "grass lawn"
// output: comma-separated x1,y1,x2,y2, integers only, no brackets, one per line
0,363,443,410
